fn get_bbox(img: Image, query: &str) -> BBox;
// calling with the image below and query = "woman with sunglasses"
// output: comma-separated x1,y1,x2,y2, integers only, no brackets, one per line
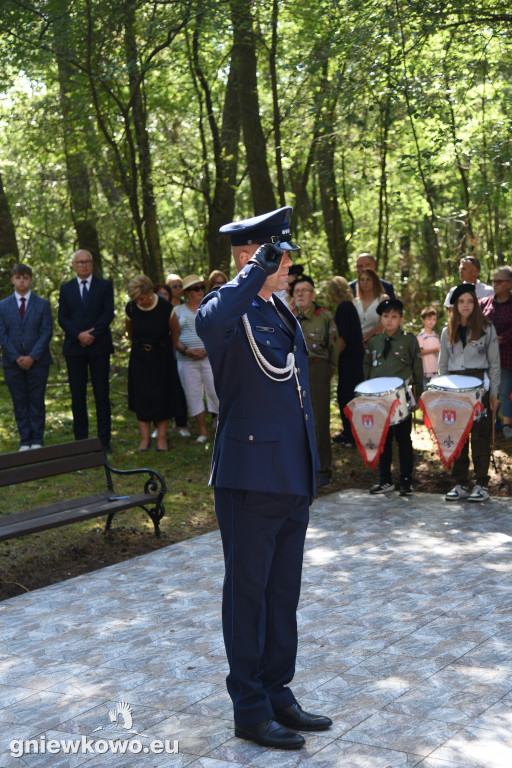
170,275,219,443
166,273,184,307
206,269,229,293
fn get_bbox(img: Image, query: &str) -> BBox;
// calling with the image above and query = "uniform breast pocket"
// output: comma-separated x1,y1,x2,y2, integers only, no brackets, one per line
252,327,281,350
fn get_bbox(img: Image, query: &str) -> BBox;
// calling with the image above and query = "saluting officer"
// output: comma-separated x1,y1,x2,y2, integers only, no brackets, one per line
292,275,339,487
363,298,424,497
195,207,332,750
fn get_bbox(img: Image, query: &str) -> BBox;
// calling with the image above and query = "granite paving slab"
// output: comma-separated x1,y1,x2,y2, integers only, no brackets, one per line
1,489,512,767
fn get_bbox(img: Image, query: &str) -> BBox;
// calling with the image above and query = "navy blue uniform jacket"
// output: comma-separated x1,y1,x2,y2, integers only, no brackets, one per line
58,275,114,357
196,263,319,496
0,293,53,368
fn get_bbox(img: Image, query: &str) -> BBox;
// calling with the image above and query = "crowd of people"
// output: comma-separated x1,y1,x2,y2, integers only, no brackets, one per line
0,253,228,454
0,249,510,504
256,252,511,502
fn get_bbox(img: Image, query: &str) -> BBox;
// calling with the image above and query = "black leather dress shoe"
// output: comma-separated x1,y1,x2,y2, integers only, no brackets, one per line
234,718,305,749
275,703,332,731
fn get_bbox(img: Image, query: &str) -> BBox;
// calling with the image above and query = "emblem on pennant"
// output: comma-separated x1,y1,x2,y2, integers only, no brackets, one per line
442,410,456,425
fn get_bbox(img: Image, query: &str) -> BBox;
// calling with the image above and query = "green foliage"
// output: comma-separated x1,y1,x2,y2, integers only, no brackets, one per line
0,0,511,309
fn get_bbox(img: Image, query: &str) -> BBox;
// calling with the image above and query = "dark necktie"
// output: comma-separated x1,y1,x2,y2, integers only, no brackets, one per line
81,280,89,304
20,296,26,320
383,335,392,359
271,301,294,334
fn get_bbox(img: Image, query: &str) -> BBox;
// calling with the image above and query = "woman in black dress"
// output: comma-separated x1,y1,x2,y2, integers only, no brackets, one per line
126,275,184,451
328,276,365,447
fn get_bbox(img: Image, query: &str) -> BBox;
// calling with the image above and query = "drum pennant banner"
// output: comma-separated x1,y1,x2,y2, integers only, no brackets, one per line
419,389,484,468
344,394,400,469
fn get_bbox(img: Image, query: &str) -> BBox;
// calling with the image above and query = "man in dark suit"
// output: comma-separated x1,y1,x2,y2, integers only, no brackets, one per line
0,264,53,450
349,252,396,299
58,250,114,450
196,207,332,750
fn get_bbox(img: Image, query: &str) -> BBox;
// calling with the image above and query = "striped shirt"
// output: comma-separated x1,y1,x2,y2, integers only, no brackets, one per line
173,304,205,361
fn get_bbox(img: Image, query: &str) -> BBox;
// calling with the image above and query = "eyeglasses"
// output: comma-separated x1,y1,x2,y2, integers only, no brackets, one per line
294,288,313,295
187,285,205,292
74,260,92,266
170,283,182,289
212,281,226,287
493,278,511,284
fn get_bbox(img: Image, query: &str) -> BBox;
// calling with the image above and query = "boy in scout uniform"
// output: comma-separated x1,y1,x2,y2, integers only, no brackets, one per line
363,298,423,496
292,275,339,487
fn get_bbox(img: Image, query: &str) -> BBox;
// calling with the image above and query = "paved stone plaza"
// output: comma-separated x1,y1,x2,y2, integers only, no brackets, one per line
1,488,512,767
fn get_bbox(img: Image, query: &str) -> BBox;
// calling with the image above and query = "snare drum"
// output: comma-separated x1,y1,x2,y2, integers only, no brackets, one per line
354,376,410,426
428,374,485,420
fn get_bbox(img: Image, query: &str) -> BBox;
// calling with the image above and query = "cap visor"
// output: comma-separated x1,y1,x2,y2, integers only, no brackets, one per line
280,240,300,251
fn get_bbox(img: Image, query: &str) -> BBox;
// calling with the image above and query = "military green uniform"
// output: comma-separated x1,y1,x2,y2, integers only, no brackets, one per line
363,328,423,486
295,304,339,482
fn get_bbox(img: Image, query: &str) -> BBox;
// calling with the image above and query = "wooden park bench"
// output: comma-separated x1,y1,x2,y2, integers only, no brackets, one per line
0,438,167,542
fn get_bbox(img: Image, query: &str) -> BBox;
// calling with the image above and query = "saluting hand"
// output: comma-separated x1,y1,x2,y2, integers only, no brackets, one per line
248,242,283,275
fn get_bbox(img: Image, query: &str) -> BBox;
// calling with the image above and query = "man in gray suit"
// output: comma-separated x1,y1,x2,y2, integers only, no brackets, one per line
0,264,53,450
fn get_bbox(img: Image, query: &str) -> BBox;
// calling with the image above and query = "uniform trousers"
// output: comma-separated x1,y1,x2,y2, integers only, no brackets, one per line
379,414,413,483
308,358,332,476
214,487,309,726
452,391,492,487
65,353,111,447
4,364,49,446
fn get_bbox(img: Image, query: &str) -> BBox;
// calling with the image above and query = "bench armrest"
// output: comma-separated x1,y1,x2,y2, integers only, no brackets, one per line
105,461,167,536
106,462,166,499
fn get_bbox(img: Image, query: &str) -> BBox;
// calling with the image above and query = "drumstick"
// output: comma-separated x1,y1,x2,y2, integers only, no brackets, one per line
491,407,497,471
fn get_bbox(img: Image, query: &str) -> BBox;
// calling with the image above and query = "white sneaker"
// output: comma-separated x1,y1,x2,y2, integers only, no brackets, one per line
178,428,191,437
196,435,208,444
19,445,31,452
445,484,469,501
468,485,490,502
31,444,43,449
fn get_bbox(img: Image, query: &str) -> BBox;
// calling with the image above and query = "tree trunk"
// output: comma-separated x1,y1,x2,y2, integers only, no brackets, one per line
191,15,240,274
270,0,285,207
230,0,276,214
207,58,241,273
314,61,348,274
0,171,19,294
54,42,103,275
124,0,163,282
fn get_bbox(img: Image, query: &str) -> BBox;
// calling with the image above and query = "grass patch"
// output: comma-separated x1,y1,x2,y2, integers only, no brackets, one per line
0,360,217,600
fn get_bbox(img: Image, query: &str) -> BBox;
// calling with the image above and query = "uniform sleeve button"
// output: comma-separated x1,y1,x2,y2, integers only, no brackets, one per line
305,414,309,420
294,345,297,351
303,390,307,397
267,340,271,345
249,435,254,441
297,368,301,374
